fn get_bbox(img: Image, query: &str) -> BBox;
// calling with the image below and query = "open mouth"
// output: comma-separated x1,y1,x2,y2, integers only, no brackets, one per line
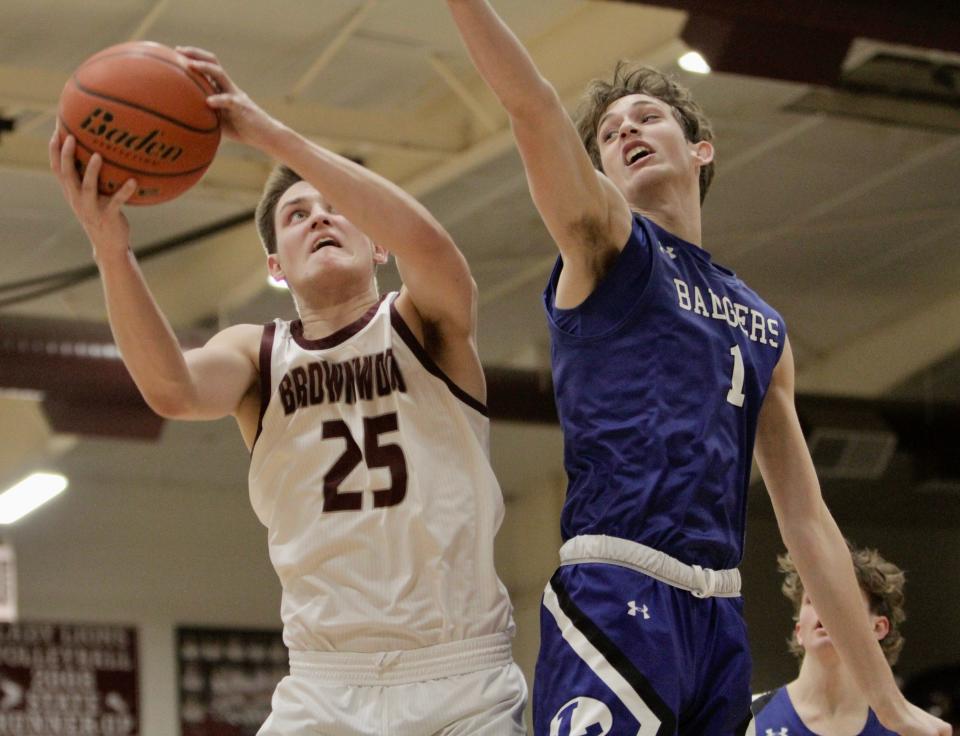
625,145,652,166
310,237,340,253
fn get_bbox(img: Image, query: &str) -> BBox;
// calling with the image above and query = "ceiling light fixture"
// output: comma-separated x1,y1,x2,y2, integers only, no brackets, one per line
679,51,711,74
0,472,68,524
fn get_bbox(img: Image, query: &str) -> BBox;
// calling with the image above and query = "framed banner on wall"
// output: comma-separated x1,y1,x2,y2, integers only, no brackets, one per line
0,622,138,735
177,626,287,736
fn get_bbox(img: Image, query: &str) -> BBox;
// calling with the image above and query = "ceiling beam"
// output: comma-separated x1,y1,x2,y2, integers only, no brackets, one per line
287,0,380,101
797,290,960,398
720,136,960,262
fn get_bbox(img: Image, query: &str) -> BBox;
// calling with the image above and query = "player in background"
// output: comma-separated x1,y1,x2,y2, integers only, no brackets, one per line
751,544,909,736
443,1,951,734
50,45,526,735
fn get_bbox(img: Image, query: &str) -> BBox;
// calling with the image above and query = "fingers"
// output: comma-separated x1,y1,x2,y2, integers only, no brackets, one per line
80,152,102,202
48,128,61,173
175,45,217,63
107,178,139,215
184,57,233,94
58,134,82,190
176,46,234,95
204,93,238,110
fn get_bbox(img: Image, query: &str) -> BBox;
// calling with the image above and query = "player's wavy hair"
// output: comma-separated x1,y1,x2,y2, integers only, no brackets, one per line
256,164,303,255
574,61,715,204
779,541,907,665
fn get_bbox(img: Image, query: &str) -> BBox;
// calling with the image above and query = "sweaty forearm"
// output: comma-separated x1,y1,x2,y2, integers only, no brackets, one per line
96,250,197,417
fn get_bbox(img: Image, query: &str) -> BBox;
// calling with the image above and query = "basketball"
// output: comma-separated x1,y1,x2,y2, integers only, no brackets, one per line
58,41,221,205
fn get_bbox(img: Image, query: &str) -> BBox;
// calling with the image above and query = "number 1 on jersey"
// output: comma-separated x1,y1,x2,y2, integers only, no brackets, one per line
726,344,746,407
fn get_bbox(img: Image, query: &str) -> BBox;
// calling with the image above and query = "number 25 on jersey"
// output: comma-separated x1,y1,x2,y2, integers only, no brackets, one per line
322,412,408,512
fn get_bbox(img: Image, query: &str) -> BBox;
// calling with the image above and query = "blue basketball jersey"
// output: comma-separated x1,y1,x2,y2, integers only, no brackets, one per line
753,686,897,736
544,214,785,569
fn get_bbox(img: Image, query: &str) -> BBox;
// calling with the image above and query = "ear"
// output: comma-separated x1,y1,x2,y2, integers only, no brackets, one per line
691,139,714,167
794,621,803,648
371,241,389,266
267,253,286,282
873,615,890,642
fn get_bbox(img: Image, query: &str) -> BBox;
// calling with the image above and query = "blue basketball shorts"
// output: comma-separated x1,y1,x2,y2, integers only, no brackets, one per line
533,562,752,736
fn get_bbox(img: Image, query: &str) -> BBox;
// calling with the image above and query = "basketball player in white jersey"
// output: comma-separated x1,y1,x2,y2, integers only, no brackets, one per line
49,46,527,735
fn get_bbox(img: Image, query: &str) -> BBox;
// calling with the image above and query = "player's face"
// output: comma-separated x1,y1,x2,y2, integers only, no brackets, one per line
268,181,385,291
795,589,889,661
596,93,711,206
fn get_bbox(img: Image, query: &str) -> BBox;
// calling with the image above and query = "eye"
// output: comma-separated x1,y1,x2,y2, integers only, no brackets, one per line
289,209,307,223
642,114,658,123
601,129,616,142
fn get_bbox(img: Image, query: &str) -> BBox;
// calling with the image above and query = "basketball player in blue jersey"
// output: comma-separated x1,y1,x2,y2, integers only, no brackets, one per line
50,47,527,735
444,2,950,735
751,544,908,736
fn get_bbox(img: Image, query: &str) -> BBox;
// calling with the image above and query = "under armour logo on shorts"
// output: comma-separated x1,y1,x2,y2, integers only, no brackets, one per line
627,601,650,619
765,728,789,736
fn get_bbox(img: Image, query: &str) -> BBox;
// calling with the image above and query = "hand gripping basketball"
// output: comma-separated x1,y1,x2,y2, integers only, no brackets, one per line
58,41,221,205
176,46,281,148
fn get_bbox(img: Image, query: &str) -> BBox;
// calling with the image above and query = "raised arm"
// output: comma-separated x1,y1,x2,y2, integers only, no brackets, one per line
179,48,476,353
445,0,632,293
50,133,260,430
755,338,950,736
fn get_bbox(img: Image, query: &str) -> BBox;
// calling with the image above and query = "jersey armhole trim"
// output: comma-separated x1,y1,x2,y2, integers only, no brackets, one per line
251,321,277,453
388,298,489,417
544,214,660,344
750,689,776,718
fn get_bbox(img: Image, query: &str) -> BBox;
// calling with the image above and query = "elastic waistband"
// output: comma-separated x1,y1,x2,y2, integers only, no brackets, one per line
287,632,513,685
559,534,741,598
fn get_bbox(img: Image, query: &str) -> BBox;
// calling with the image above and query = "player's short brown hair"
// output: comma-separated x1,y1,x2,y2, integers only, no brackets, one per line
256,164,303,255
574,61,715,204
779,541,907,665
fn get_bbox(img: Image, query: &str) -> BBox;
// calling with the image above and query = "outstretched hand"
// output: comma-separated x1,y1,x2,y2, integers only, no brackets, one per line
49,127,137,262
176,46,280,148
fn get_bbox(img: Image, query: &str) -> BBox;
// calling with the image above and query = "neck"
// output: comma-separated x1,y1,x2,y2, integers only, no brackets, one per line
788,652,870,717
628,186,703,245
293,283,381,339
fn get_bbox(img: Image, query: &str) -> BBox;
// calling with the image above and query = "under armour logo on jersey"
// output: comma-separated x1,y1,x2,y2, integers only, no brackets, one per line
627,601,650,619
765,728,789,736
659,243,677,259
550,697,613,736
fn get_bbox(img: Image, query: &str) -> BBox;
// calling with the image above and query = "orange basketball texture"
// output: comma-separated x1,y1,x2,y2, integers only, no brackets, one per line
58,41,221,205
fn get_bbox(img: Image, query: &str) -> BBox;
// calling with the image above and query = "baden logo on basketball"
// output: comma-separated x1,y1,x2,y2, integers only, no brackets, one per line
79,107,185,163
550,696,613,736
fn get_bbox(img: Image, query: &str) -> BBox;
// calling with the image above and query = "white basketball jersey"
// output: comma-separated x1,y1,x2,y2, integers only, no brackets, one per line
249,294,515,653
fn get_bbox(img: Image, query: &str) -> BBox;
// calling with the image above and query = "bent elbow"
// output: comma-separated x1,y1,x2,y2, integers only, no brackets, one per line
140,387,197,420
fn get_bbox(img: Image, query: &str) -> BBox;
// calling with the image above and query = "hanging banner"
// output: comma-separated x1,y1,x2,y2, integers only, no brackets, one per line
177,626,287,736
0,622,138,735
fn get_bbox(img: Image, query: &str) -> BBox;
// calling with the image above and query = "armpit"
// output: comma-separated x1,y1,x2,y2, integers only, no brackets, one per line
568,213,620,279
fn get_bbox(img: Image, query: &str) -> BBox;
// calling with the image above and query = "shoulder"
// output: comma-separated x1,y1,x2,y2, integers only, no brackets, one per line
204,323,266,361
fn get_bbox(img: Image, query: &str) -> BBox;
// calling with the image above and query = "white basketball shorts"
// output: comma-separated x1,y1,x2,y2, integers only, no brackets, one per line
257,633,527,736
